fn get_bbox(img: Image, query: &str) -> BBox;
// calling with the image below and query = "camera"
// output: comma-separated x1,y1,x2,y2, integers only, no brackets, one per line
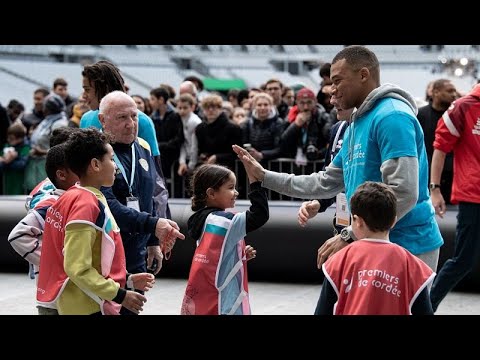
305,144,319,161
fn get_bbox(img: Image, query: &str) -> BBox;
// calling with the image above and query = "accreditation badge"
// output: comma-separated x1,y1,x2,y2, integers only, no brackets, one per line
335,192,351,227
126,196,140,212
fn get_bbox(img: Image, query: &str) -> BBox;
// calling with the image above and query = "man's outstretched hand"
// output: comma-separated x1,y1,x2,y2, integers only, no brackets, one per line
298,200,320,227
155,219,185,255
317,234,348,268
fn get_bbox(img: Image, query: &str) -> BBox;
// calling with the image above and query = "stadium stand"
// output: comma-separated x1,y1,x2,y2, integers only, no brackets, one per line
0,45,479,109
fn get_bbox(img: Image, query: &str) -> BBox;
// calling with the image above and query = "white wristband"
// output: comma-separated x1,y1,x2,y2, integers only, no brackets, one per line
126,275,134,290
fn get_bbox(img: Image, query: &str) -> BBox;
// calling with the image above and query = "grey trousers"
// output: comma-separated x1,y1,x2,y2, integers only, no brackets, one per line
416,248,440,272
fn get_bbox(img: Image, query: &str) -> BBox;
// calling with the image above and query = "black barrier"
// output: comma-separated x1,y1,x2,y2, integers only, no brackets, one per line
1,195,478,292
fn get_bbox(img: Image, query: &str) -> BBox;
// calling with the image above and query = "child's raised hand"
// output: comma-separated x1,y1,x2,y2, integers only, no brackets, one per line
232,144,266,183
130,273,155,292
245,245,256,261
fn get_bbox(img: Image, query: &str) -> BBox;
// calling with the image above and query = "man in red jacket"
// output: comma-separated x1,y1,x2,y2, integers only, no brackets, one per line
429,84,480,313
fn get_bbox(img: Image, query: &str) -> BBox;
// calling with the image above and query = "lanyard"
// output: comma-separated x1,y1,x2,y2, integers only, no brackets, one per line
301,127,308,145
331,121,347,163
113,144,136,195
347,121,355,162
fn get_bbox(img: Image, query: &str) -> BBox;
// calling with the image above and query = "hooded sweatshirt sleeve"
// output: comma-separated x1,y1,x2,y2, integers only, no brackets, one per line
381,157,418,220
262,162,345,199
376,111,419,220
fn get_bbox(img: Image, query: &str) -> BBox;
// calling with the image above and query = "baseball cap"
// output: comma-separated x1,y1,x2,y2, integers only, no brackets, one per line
296,88,316,101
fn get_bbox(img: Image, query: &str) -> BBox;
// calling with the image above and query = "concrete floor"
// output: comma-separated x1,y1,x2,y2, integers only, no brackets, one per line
1,273,479,315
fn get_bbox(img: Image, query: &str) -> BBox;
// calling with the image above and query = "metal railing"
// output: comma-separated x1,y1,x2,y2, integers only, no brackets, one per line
166,158,325,201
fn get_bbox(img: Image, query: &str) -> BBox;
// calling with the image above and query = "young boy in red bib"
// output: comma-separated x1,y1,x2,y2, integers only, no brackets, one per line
37,128,154,315
317,181,435,315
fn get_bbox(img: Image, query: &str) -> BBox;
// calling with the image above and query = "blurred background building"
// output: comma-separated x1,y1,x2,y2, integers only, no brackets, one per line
0,44,478,110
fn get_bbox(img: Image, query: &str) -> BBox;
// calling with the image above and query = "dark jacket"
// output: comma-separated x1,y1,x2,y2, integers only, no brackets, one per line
21,109,44,133
276,101,290,121
151,108,185,177
417,103,453,172
280,105,332,160
241,113,285,163
101,140,159,273
195,113,242,170
318,120,349,213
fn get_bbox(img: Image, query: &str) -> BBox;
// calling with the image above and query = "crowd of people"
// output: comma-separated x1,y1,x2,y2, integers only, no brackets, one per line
4,45,480,315
0,65,338,198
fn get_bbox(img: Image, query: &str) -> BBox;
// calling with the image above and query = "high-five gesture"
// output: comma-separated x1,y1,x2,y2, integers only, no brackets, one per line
232,144,266,183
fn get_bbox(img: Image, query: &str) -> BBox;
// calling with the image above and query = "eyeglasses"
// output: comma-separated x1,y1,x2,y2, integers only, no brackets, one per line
204,105,221,110
266,87,280,91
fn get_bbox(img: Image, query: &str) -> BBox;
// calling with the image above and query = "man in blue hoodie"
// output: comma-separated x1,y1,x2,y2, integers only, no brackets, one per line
233,45,443,273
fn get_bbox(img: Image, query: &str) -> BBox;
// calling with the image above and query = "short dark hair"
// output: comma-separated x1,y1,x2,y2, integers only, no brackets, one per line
7,99,25,113
150,87,170,102
34,88,50,97
319,63,331,78
82,60,126,103
64,128,111,178
432,79,452,91
282,86,292,97
227,89,239,98
50,127,80,147
350,181,396,232
45,144,68,188
332,45,380,84
160,84,176,100
237,89,250,106
265,78,284,89
53,78,68,89
184,76,204,91
190,164,233,212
